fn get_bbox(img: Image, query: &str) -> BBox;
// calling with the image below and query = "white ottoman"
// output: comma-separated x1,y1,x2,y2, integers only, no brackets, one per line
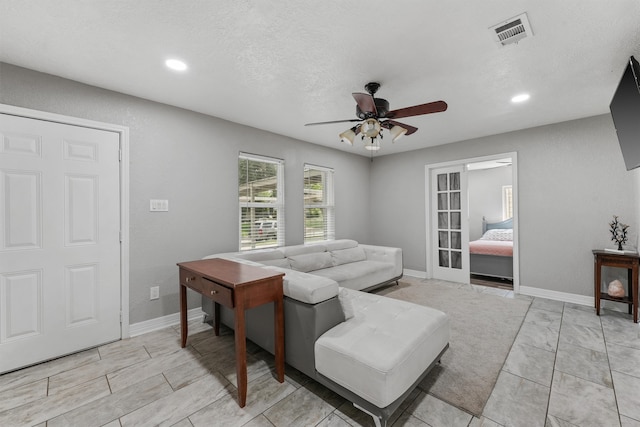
314,288,450,409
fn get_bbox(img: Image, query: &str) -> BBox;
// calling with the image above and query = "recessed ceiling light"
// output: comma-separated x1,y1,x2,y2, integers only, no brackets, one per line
165,59,187,71
511,93,530,103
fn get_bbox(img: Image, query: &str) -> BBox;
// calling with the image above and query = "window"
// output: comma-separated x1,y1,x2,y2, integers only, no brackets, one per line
304,164,335,243
238,153,284,250
502,185,513,220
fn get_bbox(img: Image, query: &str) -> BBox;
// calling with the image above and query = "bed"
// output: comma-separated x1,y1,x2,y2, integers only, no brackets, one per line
469,217,513,280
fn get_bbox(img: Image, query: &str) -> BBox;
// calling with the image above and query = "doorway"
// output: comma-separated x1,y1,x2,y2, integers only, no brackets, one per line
426,153,519,292
0,105,130,373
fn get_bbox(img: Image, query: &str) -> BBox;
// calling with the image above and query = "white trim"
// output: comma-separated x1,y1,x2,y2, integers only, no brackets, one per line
425,151,519,293
519,286,592,306
404,268,427,278
0,103,131,338
129,308,206,337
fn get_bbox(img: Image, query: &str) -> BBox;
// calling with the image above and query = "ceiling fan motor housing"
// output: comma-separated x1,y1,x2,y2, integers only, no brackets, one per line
356,98,390,119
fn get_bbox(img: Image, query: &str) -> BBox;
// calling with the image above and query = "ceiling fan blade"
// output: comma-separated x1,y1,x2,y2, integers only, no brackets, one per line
305,119,361,126
381,120,418,135
352,92,377,115
386,100,447,120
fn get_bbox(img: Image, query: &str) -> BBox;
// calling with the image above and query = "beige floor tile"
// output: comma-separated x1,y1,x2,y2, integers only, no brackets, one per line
120,373,231,427
0,376,110,426
263,380,344,426
188,372,296,427
106,346,201,392
0,377,47,413
407,392,473,427
47,374,173,427
0,349,100,394
48,346,150,395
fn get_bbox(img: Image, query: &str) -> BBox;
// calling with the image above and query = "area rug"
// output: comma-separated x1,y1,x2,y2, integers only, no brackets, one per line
376,277,531,416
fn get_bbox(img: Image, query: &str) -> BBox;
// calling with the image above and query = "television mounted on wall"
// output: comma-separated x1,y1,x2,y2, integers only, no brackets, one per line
610,55,640,171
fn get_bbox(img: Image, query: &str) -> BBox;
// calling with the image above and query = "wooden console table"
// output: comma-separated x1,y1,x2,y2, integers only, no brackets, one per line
178,258,285,407
593,250,638,323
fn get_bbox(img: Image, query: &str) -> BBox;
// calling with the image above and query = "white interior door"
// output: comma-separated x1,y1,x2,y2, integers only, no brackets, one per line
430,166,469,283
0,113,121,373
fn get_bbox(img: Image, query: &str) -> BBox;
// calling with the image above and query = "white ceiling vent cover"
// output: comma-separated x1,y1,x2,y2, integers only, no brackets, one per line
490,13,533,46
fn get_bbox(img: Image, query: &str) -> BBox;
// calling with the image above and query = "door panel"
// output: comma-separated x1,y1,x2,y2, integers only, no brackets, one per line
431,166,469,283
0,113,121,373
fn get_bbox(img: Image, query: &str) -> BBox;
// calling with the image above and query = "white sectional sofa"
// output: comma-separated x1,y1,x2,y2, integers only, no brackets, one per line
201,240,449,427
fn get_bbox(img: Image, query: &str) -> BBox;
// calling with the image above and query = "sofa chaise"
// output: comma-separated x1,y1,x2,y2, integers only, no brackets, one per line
201,239,450,427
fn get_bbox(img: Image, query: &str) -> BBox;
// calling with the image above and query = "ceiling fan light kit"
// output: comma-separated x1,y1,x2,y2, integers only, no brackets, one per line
305,82,447,152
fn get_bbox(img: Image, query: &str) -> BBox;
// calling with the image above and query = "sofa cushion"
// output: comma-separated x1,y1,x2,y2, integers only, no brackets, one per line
323,239,359,251
315,289,450,408
234,249,285,262
289,252,333,272
260,258,291,268
331,246,366,266
312,260,397,291
281,244,327,257
262,266,338,304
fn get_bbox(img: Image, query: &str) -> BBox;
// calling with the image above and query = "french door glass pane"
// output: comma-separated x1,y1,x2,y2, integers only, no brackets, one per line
451,251,462,269
438,212,448,229
439,250,449,267
449,172,460,190
439,231,449,248
450,192,460,210
438,193,448,210
450,212,461,229
437,174,448,191
451,231,461,249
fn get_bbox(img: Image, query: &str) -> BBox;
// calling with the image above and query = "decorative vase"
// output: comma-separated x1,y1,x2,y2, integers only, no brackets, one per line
607,279,625,298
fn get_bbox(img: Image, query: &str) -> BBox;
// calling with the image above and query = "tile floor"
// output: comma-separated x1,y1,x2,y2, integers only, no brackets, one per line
1,281,639,427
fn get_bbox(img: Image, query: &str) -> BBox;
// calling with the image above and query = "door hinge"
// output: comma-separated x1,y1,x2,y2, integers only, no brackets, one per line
119,231,123,242
120,311,123,323
119,149,122,162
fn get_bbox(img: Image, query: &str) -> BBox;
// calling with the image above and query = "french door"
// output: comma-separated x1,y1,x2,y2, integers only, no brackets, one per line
0,112,122,373
430,165,469,283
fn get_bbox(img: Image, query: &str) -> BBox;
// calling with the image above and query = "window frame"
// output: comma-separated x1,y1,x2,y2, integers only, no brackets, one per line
238,152,285,251
303,164,335,243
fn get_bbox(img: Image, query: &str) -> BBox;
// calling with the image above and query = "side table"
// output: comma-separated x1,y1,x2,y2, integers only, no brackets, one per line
178,257,285,407
593,249,638,323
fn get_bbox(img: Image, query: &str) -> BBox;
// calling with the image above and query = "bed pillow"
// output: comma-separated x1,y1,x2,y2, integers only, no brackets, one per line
480,229,513,241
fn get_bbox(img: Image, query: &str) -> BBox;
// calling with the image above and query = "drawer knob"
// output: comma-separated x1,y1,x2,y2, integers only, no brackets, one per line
211,290,218,295
186,276,196,283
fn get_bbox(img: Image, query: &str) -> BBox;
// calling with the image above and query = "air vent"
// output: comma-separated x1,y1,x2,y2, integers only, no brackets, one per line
490,13,533,46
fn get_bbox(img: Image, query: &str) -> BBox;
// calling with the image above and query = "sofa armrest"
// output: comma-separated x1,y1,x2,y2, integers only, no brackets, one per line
359,244,403,278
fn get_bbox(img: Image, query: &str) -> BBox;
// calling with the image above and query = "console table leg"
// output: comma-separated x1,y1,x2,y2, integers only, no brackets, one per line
180,284,188,348
214,302,220,336
235,306,248,408
274,297,285,383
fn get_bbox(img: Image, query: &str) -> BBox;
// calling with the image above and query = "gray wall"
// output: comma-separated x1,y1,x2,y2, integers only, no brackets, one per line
468,166,513,240
369,115,639,297
3,62,639,314
0,63,372,323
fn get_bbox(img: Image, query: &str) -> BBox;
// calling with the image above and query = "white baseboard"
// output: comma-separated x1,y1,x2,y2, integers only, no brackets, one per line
129,307,205,337
518,286,592,306
404,269,427,278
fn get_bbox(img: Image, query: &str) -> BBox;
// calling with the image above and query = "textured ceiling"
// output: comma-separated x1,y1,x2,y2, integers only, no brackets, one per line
1,1,639,156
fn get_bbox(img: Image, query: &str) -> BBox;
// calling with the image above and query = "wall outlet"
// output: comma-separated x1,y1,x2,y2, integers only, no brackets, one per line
150,286,160,300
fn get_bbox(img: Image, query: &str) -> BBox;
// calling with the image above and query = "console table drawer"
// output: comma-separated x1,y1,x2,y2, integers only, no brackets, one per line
202,277,234,308
180,270,202,292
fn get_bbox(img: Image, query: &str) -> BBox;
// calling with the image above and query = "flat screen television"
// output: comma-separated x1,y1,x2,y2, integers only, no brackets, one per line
610,55,640,171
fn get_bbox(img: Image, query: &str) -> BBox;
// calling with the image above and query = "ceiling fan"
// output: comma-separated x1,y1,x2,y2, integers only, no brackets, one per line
305,82,448,151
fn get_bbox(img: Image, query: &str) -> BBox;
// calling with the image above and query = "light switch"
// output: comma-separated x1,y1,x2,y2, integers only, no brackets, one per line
150,199,169,212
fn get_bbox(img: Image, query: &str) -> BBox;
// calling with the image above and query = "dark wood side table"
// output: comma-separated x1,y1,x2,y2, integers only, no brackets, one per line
593,249,639,323
177,258,285,407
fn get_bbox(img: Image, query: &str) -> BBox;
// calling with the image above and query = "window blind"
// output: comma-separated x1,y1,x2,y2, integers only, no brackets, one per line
303,164,335,243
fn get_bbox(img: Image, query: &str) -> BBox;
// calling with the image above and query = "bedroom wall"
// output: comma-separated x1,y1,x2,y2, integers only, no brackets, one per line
368,114,638,298
0,63,373,324
468,165,512,240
